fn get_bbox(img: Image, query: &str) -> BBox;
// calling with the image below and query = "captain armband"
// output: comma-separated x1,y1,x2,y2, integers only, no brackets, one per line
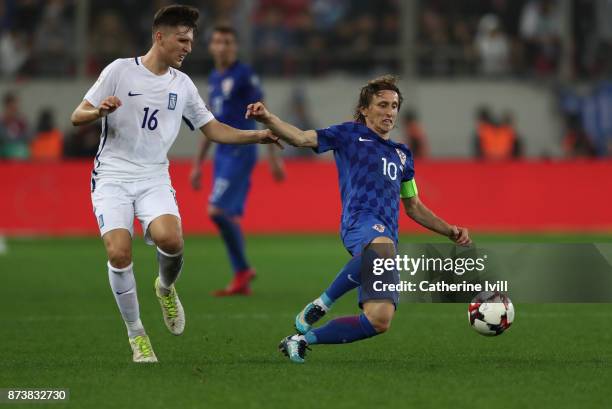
400,179,418,199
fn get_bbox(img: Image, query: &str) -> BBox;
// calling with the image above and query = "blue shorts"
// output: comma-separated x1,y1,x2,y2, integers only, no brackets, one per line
209,154,256,216
341,217,399,308
341,217,396,256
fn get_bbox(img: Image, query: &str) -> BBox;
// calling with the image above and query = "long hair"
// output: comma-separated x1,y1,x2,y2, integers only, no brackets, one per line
354,75,403,124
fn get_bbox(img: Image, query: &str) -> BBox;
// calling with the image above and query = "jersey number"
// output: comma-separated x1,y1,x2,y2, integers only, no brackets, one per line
381,157,398,180
141,107,159,130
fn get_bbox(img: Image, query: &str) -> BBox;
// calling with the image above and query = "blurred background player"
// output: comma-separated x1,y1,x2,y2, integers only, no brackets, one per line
246,76,471,364
71,5,279,363
190,25,285,296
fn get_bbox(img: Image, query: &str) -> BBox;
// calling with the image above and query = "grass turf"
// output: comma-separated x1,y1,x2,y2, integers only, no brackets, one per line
1,234,611,408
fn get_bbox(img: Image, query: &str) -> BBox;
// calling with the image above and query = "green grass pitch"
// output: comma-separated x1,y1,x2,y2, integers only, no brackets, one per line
1,234,611,408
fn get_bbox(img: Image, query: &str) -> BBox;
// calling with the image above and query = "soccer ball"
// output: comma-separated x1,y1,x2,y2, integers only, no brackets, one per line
468,291,514,336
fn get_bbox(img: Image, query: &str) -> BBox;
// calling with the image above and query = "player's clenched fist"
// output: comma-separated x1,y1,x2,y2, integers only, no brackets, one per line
255,129,283,149
98,96,122,117
450,225,471,246
245,102,271,123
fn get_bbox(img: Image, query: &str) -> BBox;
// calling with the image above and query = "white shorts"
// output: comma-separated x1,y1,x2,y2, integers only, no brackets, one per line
91,176,181,245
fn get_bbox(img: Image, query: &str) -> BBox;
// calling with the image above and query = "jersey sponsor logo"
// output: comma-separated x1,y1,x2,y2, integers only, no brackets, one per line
395,148,407,166
168,93,177,110
359,137,373,142
128,91,143,96
372,224,386,233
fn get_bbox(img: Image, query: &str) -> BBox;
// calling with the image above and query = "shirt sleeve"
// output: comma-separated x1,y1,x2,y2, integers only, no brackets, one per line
84,59,122,107
245,70,263,103
400,149,417,198
314,124,346,154
401,149,415,182
183,78,215,130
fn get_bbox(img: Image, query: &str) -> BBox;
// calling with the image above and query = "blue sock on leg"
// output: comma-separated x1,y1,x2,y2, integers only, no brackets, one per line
321,255,362,306
304,313,378,344
321,247,379,307
210,214,249,273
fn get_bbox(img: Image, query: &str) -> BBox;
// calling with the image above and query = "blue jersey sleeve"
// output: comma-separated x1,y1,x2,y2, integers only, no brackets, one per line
401,150,415,182
240,66,263,104
314,123,348,154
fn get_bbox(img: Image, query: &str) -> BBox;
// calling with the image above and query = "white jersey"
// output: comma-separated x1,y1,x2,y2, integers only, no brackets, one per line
84,57,214,181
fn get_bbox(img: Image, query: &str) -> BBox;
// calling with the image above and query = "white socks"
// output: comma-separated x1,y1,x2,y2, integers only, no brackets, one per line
156,247,183,296
108,262,144,338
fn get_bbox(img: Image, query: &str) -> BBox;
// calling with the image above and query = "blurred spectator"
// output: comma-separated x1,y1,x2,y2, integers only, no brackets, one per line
312,0,349,31
418,6,451,76
0,92,30,159
475,14,510,76
64,123,101,158
582,80,612,157
253,7,292,75
499,110,524,158
30,0,74,76
401,109,429,159
0,30,30,77
474,106,522,160
88,10,134,74
30,108,63,160
519,0,562,76
562,113,596,158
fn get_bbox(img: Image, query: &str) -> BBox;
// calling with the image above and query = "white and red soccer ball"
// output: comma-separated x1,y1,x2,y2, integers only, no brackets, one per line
468,291,515,336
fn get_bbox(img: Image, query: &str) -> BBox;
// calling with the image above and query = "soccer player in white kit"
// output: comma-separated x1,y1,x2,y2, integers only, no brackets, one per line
70,5,279,363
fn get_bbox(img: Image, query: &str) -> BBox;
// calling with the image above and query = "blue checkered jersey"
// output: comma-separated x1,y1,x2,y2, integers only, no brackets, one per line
315,122,415,243
208,61,263,158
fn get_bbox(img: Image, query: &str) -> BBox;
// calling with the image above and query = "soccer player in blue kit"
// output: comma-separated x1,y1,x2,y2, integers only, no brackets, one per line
246,75,472,363
191,25,284,296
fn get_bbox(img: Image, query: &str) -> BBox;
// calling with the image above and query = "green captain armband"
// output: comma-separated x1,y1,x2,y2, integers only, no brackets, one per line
400,179,418,199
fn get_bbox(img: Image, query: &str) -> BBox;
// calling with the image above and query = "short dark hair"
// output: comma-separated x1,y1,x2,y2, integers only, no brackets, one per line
153,5,199,33
212,24,237,38
354,75,403,124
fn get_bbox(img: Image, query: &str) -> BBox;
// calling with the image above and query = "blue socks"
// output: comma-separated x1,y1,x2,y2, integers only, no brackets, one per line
323,247,381,304
323,254,362,302
304,247,387,345
210,213,249,273
305,314,378,344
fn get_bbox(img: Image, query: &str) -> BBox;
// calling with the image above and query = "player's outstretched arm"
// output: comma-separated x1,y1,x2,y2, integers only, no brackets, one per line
71,97,122,126
402,196,472,246
200,119,281,148
245,102,318,148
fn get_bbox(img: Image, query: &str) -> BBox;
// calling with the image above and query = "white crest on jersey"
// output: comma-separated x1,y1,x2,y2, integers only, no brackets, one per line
221,78,234,97
396,148,407,166
372,224,386,233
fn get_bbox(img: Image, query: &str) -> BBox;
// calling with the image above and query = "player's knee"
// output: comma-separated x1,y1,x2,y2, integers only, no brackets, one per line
107,247,132,269
365,241,396,261
156,235,184,255
368,313,393,334
364,304,394,334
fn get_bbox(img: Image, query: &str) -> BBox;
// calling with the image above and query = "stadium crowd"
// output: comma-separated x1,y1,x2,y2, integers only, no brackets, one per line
1,0,611,158
1,0,612,79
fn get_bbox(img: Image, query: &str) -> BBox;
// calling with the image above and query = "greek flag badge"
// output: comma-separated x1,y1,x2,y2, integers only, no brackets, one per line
168,93,177,110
